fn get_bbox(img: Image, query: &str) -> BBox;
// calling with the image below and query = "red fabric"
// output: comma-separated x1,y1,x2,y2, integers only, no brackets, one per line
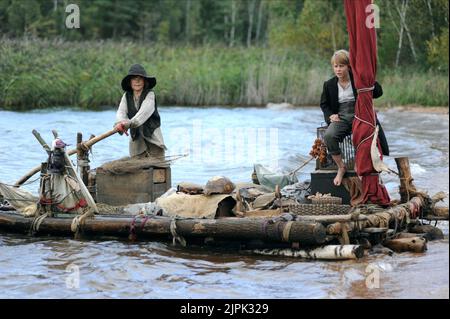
344,0,390,205
56,198,88,212
40,197,88,212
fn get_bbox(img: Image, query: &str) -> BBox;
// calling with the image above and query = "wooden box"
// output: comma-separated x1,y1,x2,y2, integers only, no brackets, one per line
310,170,357,205
95,166,171,206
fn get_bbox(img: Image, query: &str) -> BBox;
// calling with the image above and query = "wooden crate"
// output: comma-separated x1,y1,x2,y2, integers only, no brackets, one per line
95,166,171,206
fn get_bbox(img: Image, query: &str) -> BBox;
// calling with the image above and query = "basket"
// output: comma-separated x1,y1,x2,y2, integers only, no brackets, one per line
310,196,342,205
288,203,351,215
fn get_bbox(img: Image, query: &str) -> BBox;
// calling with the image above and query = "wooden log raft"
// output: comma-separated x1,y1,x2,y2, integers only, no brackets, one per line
250,245,365,260
0,212,327,245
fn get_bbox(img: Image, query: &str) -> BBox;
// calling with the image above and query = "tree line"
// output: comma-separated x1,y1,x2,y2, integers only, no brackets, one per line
0,0,448,70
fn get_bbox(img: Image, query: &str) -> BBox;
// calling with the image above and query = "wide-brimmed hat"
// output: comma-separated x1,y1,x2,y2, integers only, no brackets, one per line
121,64,156,91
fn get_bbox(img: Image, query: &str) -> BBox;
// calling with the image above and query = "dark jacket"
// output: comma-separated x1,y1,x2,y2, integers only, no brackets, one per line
319,73,389,156
126,89,161,141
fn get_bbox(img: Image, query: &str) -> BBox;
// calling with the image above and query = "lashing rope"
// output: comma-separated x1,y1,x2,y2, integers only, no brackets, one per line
170,217,187,247
282,221,294,242
129,214,150,241
30,212,49,234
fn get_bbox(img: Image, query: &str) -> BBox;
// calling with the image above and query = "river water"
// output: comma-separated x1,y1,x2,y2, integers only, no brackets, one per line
0,106,448,298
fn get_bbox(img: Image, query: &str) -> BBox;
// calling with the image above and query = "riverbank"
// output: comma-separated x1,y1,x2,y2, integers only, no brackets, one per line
0,39,448,110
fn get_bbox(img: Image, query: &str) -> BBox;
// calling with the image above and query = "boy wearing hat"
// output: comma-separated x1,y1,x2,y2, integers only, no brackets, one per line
115,64,167,159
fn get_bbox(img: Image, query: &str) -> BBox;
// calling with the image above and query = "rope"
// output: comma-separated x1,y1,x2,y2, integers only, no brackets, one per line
282,221,294,242
79,142,91,152
0,197,38,202
350,210,362,236
129,215,138,241
70,215,83,233
170,218,186,247
70,208,95,233
339,222,350,245
353,102,376,152
77,159,90,167
386,211,399,240
141,154,188,167
288,156,314,176
261,220,270,238
0,176,41,187
30,212,48,234
354,115,376,128
129,214,150,241
357,86,375,93
355,131,375,152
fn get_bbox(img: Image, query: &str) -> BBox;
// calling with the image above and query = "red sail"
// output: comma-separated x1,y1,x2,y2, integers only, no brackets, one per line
344,0,390,205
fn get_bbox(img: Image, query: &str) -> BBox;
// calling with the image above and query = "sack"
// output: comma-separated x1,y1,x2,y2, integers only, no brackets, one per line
204,176,235,195
177,182,204,195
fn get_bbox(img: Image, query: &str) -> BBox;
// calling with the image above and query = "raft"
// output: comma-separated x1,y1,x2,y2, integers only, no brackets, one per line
0,211,326,245
1,192,447,261
1,128,448,261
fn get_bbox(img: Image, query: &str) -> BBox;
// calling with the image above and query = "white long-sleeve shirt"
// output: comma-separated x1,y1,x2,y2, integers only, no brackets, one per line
338,82,355,104
116,91,167,157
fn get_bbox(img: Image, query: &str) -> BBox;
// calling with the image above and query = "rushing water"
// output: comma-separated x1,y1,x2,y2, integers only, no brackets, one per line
0,106,448,299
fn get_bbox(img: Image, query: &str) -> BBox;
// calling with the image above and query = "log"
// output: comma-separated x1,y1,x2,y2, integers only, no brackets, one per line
395,157,425,202
174,217,327,245
408,224,444,240
369,244,394,256
383,237,427,253
394,232,427,240
32,129,51,153
429,206,449,220
0,212,326,245
250,245,365,260
295,214,368,224
242,212,368,224
241,209,281,218
15,128,118,187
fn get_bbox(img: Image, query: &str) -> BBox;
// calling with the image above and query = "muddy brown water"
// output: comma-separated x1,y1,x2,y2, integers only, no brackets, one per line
0,106,448,298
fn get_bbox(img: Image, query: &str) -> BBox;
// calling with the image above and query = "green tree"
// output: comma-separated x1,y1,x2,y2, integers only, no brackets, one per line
6,0,42,37
427,27,449,71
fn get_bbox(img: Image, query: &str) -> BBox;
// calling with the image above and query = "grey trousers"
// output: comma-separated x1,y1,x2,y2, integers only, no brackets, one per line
135,141,166,162
324,101,355,155
323,119,353,155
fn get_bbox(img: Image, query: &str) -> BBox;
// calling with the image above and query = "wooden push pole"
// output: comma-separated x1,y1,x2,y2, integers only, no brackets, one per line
76,132,91,186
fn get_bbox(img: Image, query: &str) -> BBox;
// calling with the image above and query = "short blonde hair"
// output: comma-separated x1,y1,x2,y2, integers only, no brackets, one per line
331,49,350,65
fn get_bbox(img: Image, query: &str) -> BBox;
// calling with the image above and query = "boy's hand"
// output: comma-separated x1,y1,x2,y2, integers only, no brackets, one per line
329,114,340,122
115,121,129,136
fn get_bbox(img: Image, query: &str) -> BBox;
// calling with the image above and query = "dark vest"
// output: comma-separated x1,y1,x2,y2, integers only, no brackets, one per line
126,89,161,141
